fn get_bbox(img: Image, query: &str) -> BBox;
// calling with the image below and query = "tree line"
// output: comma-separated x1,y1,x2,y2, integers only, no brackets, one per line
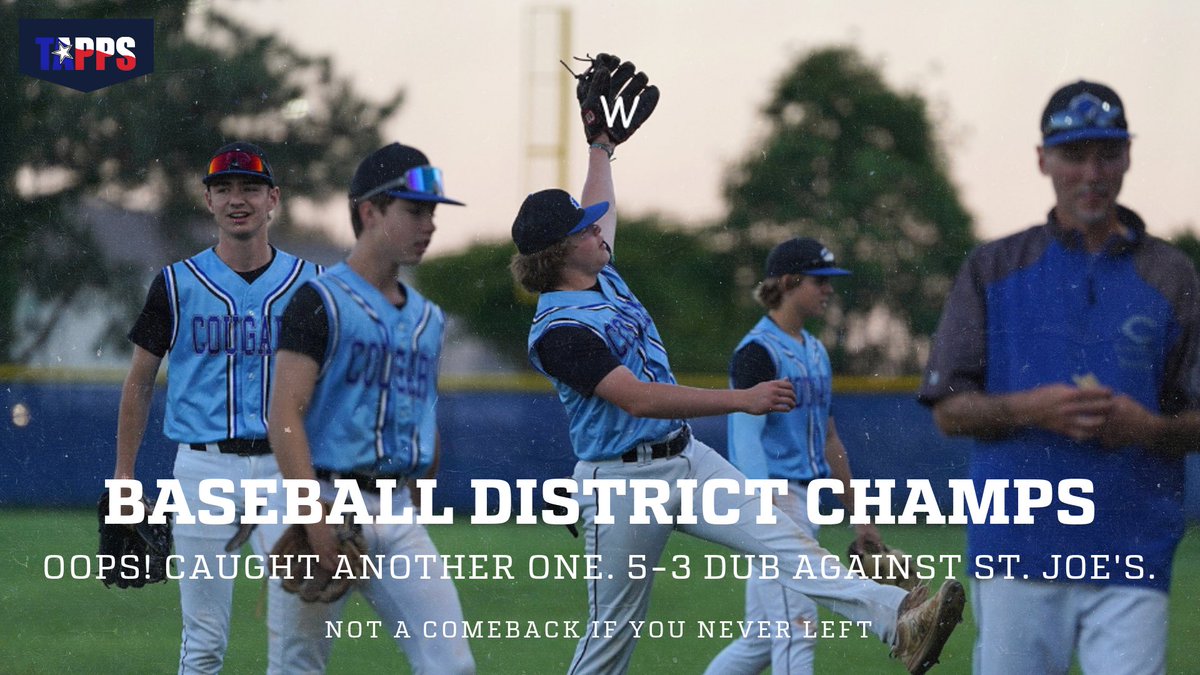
8,4,1199,376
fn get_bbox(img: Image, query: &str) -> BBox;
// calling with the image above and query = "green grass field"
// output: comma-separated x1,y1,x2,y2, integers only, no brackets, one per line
4,510,1200,674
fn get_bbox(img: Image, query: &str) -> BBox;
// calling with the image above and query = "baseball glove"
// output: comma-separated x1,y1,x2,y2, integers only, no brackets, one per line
847,539,918,590
272,522,368,603
96,490,172,588
567,53,660,145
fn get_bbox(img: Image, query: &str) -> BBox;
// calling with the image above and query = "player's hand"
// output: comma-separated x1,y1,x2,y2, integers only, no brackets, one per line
305,522,341,572
1096,394,1161,449
1021,383,1114,442
742,379,796,415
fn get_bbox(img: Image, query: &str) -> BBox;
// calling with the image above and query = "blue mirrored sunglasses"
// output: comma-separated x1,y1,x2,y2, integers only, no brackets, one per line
1043,93,1124,134
356,166,447,202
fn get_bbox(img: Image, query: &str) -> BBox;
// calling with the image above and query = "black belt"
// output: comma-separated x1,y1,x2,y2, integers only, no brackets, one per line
189,438,271,456
621,425,690,463
315,469,406,493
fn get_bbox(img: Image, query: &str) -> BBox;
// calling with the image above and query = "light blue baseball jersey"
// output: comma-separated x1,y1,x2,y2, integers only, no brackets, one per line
728,316,833,481
162,247,321,443
302,263,443,476
528,265,681,461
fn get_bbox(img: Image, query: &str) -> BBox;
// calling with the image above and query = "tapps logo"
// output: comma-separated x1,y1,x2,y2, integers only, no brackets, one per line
19,19,154,93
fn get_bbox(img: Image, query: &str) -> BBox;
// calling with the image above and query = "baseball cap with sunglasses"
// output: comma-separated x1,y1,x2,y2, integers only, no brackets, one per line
349,143,464,206
203,142,275,187
1040,80,1130,148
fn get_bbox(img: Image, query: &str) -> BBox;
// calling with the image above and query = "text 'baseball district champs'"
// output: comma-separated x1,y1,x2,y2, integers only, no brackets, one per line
103,476,1097,526
78,471,1142,592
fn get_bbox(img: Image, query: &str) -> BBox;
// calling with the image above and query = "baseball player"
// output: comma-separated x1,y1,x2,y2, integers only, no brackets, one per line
706,237,888,674
510,56,965,674
112,141,324,674
266,142,474,674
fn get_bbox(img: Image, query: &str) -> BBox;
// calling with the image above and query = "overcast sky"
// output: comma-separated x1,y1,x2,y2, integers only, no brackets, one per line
210,0,1200,255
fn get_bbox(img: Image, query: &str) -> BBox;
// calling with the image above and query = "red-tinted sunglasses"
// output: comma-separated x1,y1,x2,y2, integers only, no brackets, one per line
205,150,272,183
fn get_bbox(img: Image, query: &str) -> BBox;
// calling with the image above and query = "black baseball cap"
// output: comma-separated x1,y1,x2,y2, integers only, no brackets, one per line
203,141,275,187
511,189,610,255
349,143,464,205
1041,80,1130,148
764,238,851,278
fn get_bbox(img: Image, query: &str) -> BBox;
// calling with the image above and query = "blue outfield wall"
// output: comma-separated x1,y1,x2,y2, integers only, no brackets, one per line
3,378,1200,519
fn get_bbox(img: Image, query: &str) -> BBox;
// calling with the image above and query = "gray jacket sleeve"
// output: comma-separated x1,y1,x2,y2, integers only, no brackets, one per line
918,249,988,407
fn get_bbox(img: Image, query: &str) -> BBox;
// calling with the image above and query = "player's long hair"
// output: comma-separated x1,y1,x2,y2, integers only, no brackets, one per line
510,239,573,293
754,275,799,310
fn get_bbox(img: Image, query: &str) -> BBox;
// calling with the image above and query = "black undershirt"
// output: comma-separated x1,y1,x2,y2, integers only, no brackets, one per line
729,342,777,390
277,284,329,364
534,281,622,397
535,327,621,397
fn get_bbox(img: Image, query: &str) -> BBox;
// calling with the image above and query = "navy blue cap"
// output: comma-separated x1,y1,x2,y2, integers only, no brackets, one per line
1041,81,1130,148
512,189,609,255
349,143,464,205
765,238,851,278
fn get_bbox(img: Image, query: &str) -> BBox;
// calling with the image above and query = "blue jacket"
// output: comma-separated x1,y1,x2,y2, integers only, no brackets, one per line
920,206,1200,591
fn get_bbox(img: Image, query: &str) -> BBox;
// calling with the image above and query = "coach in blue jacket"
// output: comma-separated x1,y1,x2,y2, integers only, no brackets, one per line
919,80,1200,675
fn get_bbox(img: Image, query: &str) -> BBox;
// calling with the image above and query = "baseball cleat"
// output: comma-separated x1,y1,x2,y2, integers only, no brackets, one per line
891,579,965,674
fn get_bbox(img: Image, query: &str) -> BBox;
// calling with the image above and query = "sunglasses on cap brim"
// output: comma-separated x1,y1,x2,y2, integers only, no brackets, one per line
355,166,464,205
206,150,271,180
1043,93,1126,136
